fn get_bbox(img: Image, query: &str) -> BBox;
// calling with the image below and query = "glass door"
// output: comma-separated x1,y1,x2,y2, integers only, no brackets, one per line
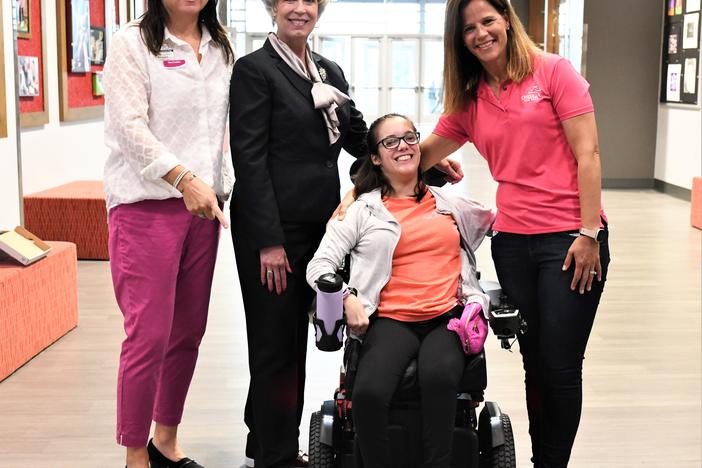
350,37,382,122
420,38,444,122
388,38,419,122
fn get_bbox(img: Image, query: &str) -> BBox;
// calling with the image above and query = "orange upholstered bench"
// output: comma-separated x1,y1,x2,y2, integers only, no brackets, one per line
692,177,702,230
24,181,109,260
0,242,78,381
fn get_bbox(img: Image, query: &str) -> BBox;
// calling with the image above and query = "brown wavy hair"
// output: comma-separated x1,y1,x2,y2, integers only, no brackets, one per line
138,0,234,64
443,0,540,114
353,114,426,203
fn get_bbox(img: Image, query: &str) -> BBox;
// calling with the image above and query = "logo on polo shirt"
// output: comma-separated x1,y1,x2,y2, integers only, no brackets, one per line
521,85,543,103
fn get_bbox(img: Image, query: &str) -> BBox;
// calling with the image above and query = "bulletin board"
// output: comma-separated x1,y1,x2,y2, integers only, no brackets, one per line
56,0,106,121
17,0,50,128
0,5,7,139
661,0,701,105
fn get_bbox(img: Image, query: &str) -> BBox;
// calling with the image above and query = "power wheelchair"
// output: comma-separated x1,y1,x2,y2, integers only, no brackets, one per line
308,277,523,468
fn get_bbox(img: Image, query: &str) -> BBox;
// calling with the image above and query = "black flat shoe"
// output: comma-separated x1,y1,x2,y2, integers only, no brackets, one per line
147,438,204,468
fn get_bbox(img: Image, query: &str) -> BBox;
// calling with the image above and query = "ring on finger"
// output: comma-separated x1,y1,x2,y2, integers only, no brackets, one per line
589,270,597,275
266,270,274,277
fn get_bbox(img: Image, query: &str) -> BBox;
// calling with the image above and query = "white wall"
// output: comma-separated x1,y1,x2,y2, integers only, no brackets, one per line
654,104,702,190
0,0,22,229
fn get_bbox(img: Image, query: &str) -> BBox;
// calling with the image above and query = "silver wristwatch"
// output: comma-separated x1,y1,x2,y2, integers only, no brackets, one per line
579,227,604,242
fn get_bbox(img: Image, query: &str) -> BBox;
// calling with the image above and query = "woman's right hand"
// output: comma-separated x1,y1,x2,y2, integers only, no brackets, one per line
344,295,368,336
181,176,229,228
329,188,356,224
434,158,464,184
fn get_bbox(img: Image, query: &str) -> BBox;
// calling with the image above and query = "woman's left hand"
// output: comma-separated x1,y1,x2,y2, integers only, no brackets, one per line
329,188,356,224
260,245,293,295
562,235,602,294
344,295,369,336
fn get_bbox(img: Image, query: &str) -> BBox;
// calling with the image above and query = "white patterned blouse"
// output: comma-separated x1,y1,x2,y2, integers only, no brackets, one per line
103,21,234,211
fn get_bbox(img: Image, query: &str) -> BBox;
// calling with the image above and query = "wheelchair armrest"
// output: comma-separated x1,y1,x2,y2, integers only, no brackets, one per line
342,337,362,397
457,351,487,394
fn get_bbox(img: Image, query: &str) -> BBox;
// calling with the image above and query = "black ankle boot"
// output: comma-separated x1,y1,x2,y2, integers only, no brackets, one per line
147,439,204,468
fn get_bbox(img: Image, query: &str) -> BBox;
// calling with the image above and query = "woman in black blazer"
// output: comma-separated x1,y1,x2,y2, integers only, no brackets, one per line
228,1,367,466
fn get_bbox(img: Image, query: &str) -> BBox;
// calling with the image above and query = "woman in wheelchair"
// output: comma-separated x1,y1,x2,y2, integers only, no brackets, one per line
306,113,495,467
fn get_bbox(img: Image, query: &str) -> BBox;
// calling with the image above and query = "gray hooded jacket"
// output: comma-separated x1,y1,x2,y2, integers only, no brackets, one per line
306,185,496,319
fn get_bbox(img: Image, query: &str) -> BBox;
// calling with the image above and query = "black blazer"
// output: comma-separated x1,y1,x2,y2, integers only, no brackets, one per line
229,40,368,251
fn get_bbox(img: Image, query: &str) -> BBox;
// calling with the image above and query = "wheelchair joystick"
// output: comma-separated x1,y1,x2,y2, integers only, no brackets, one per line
314,273,346,352
489,294,526,350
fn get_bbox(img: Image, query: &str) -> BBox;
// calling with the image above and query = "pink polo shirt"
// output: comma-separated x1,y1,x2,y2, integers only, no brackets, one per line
434,53,604,234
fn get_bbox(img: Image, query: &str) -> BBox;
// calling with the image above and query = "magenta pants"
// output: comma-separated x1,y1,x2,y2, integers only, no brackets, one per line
108,198,220,447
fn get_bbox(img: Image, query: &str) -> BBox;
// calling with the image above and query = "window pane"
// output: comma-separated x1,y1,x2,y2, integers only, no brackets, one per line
421,39,444,117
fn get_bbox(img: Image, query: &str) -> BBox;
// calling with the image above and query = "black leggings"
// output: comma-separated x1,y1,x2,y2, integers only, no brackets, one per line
491,230,610,468
352,312,465,468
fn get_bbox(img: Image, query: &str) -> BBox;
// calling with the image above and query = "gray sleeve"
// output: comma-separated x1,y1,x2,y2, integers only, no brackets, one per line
454,196,496,252
306,204,365,291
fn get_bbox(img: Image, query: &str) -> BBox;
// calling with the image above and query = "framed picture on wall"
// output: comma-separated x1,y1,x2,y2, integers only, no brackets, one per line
666,63,682,101
90,27,105,65
668,22,682,55
12,0,31,39
92,71,104,96
57,0,105,121
17,0,49,127
18,56,40,97
683,13,700,49
70,0,91,73
684,57,698,94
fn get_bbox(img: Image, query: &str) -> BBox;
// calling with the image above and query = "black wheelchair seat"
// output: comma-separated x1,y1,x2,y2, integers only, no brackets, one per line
391,351,487,406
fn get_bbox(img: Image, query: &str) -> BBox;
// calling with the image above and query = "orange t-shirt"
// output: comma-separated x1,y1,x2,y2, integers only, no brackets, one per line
377,191,461,322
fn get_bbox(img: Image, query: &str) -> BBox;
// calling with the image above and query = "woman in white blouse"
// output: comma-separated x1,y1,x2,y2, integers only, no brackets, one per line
103,1,234,467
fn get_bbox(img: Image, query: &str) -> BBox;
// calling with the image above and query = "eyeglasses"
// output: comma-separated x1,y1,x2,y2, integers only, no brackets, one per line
375,132,420,150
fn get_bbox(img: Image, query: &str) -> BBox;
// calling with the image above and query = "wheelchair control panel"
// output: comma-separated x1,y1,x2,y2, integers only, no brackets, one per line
479,281,527,350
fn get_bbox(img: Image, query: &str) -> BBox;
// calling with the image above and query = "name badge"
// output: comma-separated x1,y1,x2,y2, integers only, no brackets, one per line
163,59,186,69
157,47,174,59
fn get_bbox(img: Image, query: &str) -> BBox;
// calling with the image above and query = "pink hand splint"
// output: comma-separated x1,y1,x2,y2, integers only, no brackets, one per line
447,302,488,355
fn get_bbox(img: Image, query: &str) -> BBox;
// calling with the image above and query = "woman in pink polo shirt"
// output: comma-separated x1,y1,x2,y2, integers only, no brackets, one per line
420,1,610,467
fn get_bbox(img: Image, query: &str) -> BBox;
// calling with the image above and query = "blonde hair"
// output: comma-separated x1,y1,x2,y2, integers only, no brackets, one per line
261,0,331,19
443,0,542,114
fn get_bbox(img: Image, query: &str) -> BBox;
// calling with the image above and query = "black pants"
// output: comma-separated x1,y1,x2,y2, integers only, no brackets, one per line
232,220,324,468
491,230,610,468
352,312,465,468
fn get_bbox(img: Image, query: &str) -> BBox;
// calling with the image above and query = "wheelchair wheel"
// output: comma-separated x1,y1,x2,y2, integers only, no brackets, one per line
484,413,516,468
309,411,335,468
